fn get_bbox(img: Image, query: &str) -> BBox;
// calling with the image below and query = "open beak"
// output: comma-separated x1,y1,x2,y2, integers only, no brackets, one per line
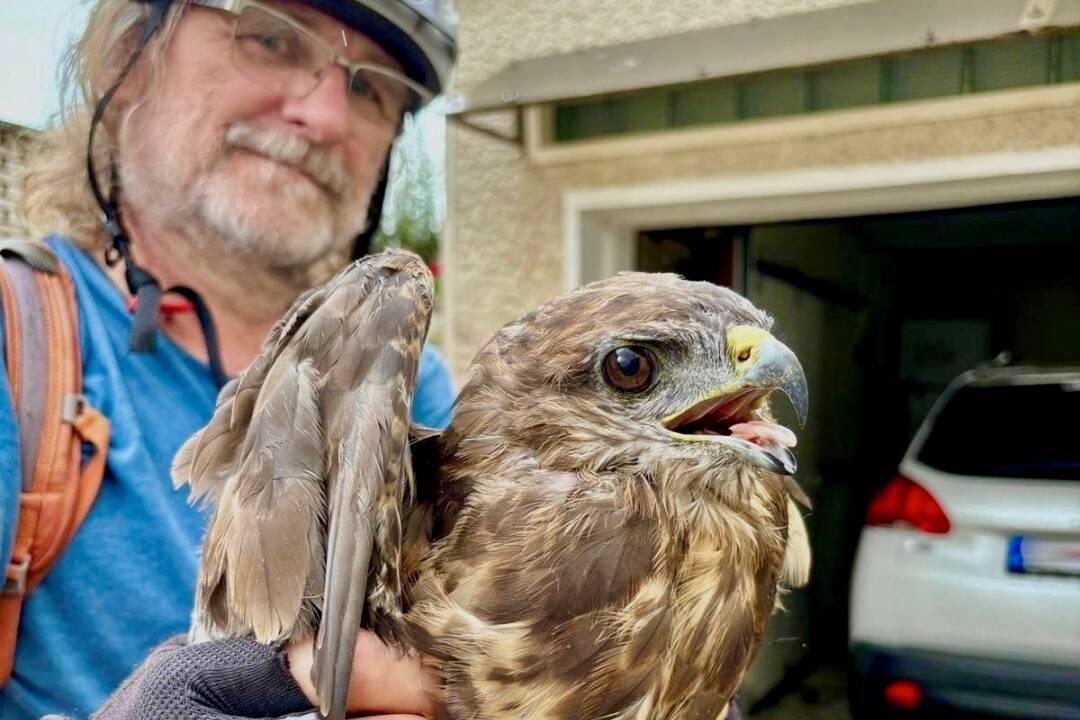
663,327,809,476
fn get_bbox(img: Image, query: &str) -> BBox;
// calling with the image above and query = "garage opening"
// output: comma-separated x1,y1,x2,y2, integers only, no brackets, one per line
635,196,1080,716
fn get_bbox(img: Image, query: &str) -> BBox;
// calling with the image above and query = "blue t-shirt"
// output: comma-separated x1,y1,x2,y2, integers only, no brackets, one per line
0,238,455,720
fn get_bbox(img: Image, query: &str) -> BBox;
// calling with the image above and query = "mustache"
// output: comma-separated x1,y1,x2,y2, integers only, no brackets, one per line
224,125,350,197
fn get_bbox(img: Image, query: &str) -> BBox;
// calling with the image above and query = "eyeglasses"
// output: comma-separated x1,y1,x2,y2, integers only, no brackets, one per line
188,0,432,126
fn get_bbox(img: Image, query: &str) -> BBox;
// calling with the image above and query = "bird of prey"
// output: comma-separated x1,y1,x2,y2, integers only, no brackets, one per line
173,250,811,720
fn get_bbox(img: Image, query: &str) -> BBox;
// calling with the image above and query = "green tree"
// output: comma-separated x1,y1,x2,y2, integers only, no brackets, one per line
374,110,445,271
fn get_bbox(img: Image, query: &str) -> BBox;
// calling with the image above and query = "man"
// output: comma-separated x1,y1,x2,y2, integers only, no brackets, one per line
0,0,457,717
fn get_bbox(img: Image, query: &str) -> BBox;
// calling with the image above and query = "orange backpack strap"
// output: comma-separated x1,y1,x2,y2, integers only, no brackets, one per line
0,239,110,685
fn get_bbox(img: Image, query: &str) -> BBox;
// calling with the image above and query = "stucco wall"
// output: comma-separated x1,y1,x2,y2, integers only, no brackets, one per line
452,0,866,90
444,0,1080,376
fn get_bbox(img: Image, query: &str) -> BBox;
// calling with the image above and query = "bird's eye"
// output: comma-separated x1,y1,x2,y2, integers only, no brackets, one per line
602,346,657,393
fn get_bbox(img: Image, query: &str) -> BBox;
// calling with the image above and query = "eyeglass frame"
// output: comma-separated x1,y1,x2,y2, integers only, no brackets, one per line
187,0,434,123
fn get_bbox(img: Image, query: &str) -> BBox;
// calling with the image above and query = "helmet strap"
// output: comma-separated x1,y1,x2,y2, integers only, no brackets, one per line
86,0,227,388
352,158,391,259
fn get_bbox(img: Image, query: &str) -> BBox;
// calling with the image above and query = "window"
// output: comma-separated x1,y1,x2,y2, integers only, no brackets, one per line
917,381,1080,480
553,30,1080,143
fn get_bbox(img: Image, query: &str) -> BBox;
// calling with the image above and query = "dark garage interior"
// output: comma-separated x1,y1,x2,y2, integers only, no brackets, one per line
637,196,1080,718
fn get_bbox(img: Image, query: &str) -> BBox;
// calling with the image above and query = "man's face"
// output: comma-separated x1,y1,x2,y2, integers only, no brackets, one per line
117,0,401,278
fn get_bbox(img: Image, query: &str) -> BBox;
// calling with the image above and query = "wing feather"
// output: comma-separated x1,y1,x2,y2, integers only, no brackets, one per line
172,286,322,501
313,263,432,719
174,252,433,720
195,357,326,640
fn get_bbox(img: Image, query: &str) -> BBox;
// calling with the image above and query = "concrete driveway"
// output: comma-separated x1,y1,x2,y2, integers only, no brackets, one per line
748,667,852,720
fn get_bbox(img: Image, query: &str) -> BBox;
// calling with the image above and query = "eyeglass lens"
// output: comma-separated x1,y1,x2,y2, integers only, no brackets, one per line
231,4,421,125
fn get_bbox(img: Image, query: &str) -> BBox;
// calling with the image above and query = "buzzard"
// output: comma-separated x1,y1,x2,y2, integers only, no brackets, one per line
173,250,811,720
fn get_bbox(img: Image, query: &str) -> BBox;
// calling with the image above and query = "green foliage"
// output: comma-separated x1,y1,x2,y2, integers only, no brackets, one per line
373,111,445,267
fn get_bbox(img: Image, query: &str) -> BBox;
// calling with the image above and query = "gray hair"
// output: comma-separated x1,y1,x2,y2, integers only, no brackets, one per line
19,0,190,250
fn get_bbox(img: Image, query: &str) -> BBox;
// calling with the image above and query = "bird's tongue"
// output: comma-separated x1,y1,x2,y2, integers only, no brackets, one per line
729,420,797,450
730,420,799,475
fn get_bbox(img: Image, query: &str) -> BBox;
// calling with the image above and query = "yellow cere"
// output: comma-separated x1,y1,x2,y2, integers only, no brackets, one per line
726,325,774,368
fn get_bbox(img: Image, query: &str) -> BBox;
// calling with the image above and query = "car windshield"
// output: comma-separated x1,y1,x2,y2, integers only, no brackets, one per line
916,380,1080,480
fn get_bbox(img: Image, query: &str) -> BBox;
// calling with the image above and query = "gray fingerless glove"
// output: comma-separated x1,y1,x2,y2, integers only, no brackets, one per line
85,635,314,719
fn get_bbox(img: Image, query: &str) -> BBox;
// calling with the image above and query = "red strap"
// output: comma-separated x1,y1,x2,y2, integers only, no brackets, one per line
126,294,195,317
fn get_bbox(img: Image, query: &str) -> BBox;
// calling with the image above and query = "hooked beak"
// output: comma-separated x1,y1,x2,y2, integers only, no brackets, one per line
731,327,808,429
663,326,809,476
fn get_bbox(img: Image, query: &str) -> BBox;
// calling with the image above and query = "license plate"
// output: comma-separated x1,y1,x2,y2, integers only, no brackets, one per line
1007,535,1080,577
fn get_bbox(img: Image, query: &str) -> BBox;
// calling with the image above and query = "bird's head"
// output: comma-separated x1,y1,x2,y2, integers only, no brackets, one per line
450,272,808,488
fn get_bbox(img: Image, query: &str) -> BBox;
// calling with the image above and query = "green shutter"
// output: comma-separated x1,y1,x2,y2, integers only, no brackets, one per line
973,36,1051,91
670,81,739,127
552,30,1080,144
810,59,883,111
1061,33,1080,81
556,101,614,141
740,73,808,118
608,90,670,134
889,47,965,102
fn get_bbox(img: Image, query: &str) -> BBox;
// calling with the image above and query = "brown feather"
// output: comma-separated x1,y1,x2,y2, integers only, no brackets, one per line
399,273,803,719
180,252,433,720
180,264,810,720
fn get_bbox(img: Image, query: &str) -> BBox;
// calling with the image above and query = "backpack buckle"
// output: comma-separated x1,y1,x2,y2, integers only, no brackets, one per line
3,555,30,596
62,394,86,424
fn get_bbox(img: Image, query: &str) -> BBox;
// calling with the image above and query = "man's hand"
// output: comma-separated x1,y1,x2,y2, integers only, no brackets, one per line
88,632,440,720
89,635,309,719
287,631,440,719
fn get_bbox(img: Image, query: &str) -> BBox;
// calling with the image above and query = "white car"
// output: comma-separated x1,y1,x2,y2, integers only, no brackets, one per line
848,366,1080,719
